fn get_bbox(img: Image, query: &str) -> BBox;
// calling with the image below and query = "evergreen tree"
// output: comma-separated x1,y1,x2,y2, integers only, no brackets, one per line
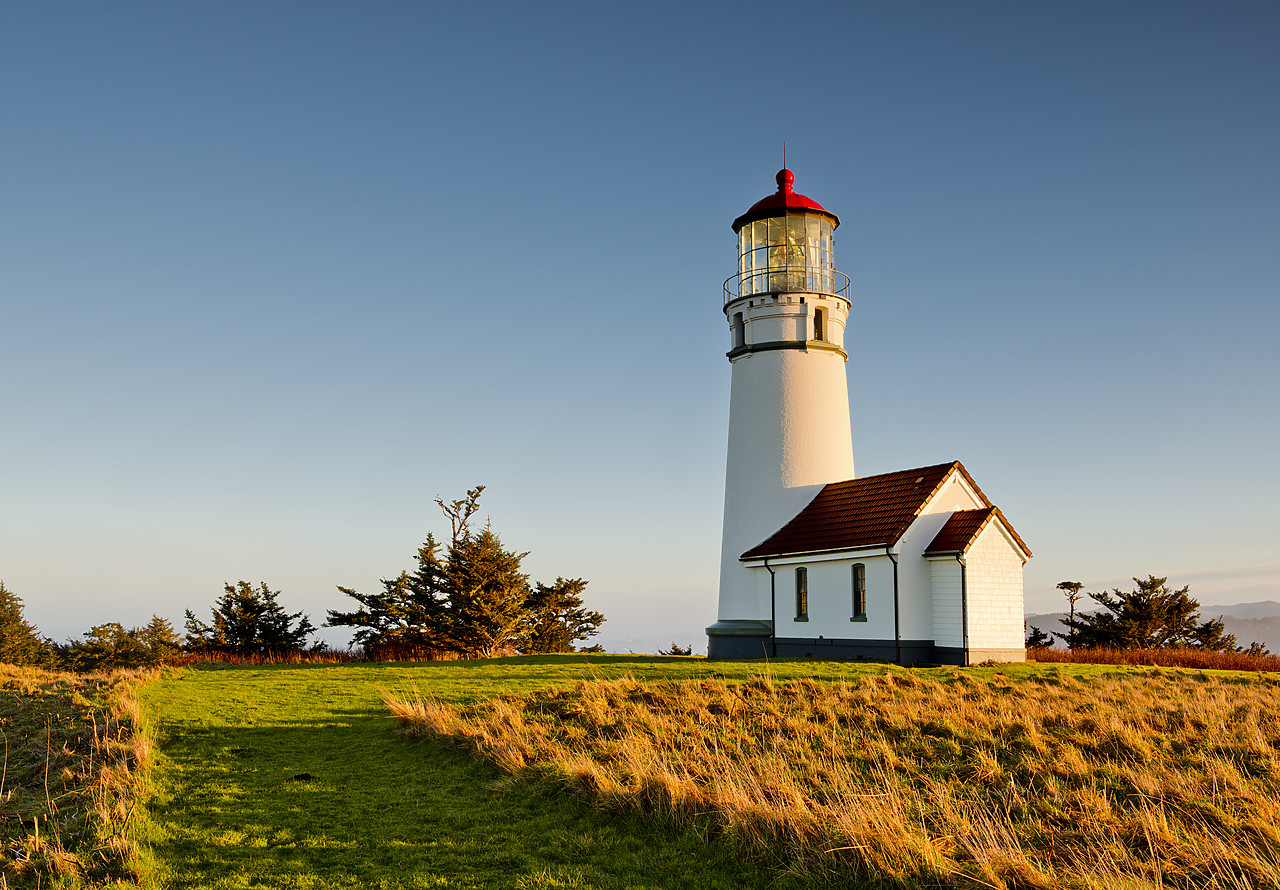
139,614,183,663
328,486,603,659
1058,575,1237,651
186,581,314,655
64,622,150,671
1056,580,1085,646
445,523,532,658
0,581,51,667
327,537,451,657
1025,625,1053,648
63,615,183,671
520,577,604,654
254,584,317,652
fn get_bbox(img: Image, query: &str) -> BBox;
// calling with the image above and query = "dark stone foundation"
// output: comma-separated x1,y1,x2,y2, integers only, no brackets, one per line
706,625,1025,665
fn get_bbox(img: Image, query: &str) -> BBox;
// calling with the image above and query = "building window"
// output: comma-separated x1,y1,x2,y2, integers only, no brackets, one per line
814,307,825,341
851,563,866,619
732,311,745,349
795,567,808,620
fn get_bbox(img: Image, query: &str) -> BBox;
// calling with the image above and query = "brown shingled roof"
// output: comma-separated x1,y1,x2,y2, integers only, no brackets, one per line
739,461,1032,561
741,462,958,559
923,508,994,555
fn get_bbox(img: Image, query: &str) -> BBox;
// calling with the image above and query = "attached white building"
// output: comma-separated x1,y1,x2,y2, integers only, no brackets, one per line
706,170,1031,665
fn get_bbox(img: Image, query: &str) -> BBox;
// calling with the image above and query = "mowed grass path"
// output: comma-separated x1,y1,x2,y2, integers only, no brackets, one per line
140,655,942,889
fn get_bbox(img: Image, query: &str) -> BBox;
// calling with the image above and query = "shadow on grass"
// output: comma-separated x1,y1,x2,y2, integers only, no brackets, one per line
148,705,816,890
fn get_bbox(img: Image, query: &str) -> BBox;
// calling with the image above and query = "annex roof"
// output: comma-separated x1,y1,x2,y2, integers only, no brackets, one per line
923,508,995,555
739,461,1031,560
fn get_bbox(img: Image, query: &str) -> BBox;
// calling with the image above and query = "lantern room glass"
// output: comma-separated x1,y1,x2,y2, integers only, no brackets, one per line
737,212,835,297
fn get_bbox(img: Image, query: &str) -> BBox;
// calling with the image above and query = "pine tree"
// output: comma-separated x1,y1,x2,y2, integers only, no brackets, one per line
1025,625,1053,648
253,584,317,652
327,536,451,657
1056,580,1085,646
445,523,532,658
139,615,183,663
1058,575,1237,651
328,486,603,660
520,577,604,654
187,582,314,655
64,622,150,671
0,581,51,667
63,614,184,671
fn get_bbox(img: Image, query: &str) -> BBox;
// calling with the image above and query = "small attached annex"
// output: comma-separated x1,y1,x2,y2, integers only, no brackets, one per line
715,460,1031,665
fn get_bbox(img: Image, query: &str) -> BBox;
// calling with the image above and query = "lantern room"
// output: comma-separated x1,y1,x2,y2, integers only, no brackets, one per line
726,169,848,304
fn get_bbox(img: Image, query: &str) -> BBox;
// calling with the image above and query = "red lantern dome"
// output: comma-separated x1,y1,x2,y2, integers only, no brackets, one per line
732,169,840,234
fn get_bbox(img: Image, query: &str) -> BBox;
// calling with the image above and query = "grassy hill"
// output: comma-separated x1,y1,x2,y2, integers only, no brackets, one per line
9,656,1280,889
389,662,1280,889
135,656,867,890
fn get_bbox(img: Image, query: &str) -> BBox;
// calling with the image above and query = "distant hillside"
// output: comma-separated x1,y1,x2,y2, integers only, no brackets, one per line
1222,616,1280,651
1026,602,1280,651
1217,601,1280,619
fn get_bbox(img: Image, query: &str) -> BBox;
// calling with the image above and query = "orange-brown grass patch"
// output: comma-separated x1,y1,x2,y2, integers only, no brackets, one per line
0,663,158,888
172,643,462,666
387,668,1280,889
1030,645,1280,673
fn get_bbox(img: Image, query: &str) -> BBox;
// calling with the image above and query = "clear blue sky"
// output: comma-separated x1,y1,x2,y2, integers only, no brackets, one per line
3,1,1277,652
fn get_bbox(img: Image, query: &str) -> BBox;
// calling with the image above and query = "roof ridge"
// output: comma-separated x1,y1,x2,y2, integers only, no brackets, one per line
908,460,964,530
881,460,967,544
950,461,994,509
987,504,1033,558
740,460,963,560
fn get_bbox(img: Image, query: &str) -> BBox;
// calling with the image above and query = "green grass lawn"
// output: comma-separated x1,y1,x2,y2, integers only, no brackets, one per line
138,655,1142,889
138,656,884,889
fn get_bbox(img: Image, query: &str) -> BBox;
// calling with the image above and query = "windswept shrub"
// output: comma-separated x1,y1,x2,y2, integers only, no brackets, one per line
62,615,182,671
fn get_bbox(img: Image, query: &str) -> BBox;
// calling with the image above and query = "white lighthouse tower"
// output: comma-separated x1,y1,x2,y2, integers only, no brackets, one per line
706,169,855,658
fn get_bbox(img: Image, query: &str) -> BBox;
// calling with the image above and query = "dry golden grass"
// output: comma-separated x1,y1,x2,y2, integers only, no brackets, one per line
386,667,1280,890
0,663,159,888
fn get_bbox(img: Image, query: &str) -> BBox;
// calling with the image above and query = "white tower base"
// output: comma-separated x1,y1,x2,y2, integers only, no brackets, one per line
710,289,853,657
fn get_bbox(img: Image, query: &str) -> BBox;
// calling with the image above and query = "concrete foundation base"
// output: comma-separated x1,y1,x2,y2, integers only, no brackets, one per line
707,628,1026,665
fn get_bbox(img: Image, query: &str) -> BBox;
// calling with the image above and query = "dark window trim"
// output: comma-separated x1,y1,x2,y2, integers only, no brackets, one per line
795,566,808,620
851,562,867,619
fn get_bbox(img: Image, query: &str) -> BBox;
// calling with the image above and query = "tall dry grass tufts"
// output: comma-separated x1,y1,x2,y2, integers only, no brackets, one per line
386,668,1280,889
0,664,160,888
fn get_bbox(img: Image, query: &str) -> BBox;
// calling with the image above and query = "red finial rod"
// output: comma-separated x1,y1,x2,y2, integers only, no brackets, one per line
776,168,795,194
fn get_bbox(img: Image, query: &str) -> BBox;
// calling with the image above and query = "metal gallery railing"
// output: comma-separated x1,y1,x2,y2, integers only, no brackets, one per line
724,268,851,308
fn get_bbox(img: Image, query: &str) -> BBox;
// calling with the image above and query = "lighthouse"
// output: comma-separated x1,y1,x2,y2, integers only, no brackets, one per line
707,169,855,658
706,169,1032,664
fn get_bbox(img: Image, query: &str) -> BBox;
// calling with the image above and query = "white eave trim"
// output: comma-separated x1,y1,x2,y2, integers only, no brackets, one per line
950,470,988,509
993,520,1033,563
742,546,892,567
